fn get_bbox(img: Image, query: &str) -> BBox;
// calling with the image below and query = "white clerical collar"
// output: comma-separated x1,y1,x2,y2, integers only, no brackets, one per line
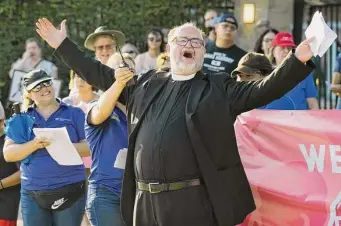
171,73,196,81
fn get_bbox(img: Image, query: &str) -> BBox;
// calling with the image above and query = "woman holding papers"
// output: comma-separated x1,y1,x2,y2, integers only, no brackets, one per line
84,64,132,226
3,69,90,226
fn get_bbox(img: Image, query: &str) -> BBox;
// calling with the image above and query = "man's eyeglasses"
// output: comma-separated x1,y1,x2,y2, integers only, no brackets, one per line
172,37,204,48
148,37,162,42
94,44,115,51
31,80,53,92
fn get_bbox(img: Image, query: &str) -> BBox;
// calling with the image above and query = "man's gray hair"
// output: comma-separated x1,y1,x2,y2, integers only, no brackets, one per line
168,22,206,43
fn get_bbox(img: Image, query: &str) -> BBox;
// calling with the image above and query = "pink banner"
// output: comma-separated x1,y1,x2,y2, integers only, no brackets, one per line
235,110,341,226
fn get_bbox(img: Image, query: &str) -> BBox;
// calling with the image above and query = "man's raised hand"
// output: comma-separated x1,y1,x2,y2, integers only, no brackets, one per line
294,37,315,63
36,18,67,49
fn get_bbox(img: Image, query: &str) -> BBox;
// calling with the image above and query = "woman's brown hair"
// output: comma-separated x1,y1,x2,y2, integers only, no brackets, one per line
69,70,98,92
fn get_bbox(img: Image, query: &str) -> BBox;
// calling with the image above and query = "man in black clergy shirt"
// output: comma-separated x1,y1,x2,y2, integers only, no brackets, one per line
36,18,315,226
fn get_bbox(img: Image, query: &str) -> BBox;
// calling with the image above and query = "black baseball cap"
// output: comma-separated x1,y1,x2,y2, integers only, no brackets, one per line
231,52,274,78
23,69,52,91
215,13,238,28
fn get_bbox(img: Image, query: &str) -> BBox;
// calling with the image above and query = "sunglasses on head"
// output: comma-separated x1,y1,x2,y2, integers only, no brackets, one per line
30,80,53,92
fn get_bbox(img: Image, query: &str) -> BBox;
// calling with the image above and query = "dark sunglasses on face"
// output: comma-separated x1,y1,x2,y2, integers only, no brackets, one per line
148,37,162,42
94,44,115,51
30,80,53,92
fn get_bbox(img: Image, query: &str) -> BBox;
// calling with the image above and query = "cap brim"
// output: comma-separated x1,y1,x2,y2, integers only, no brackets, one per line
84,30,126,51
26,77,52,91
231,65,260,78
275,42,296,47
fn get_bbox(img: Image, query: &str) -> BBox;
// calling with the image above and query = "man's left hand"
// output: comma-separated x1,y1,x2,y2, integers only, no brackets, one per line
294,37,315,63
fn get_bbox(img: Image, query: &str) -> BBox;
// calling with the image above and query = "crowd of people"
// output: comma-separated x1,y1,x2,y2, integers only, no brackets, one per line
0,8,336,226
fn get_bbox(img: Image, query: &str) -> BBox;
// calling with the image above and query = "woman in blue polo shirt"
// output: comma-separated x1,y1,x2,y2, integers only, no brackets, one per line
3,69,90,226
84,64,133,226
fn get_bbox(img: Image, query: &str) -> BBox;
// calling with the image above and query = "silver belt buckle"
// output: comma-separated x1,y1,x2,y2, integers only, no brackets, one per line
148,182,160,194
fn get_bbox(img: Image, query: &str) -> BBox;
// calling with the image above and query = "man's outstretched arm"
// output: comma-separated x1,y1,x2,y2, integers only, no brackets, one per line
36,18,114,92
225,37,316,116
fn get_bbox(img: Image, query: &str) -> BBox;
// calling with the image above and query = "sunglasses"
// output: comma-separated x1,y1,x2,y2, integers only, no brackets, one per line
148,37,162,42
94,44,115,51
30,80,53,92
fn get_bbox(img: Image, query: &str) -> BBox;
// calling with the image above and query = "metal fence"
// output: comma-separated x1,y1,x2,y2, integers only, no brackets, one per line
306,3,341,109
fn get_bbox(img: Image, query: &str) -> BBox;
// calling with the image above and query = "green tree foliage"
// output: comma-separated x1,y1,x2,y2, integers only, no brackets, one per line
0,0,232,111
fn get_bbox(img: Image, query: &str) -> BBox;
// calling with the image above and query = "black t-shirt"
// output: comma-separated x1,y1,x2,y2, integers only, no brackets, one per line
134,78,201,182
202,42,247,75
0,135,20,220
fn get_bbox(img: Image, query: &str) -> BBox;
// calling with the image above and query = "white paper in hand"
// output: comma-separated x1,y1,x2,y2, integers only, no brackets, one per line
305,11,337,57
33,127,83,166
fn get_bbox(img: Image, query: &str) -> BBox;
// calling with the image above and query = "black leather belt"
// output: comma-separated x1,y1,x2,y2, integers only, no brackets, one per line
137,179,202,194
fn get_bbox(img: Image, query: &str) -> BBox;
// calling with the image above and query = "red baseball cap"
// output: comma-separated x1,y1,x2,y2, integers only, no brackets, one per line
271,32,296,47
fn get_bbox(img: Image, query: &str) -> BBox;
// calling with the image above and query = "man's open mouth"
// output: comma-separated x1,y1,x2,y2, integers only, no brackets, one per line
182,50,194,59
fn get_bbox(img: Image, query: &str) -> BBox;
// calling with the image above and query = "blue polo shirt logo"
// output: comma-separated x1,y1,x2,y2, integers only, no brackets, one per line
110,114,120,122
55,117,72,122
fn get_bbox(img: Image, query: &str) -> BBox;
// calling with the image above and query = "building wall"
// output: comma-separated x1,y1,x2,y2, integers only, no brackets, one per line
234,0,294,52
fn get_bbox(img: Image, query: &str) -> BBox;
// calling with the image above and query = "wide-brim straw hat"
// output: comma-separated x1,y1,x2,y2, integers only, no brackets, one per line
84,26,126,51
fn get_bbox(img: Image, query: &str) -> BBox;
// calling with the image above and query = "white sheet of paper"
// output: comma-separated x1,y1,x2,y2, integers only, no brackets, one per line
305,11,337,57
33,127,83,166
114,148,128,169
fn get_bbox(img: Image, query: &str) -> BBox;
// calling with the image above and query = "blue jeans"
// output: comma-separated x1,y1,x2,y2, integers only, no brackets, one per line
21,189,85,226
337,98,341,109
86,185,124,226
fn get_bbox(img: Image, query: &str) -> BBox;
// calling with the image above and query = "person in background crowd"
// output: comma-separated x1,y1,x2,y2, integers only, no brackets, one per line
204,9,218,43
63,70,99,112
232,52,295,110
3,69,90,226
254,28,279,56
161,28,170,44
203,13,247,75
84,26,126,64
36,17,315,226
84,26,126,96
135,28,165,74
9,37,58,78
121,43,139,59
269,32,319,110
0,102,21,226
331,52,341,109
156,52,170,72
84,56,130,226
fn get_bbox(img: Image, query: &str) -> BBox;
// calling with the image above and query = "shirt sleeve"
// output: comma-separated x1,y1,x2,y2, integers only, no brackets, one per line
304,74,317,98
333,53,341,73
73,107,86,141
85,100,98,126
